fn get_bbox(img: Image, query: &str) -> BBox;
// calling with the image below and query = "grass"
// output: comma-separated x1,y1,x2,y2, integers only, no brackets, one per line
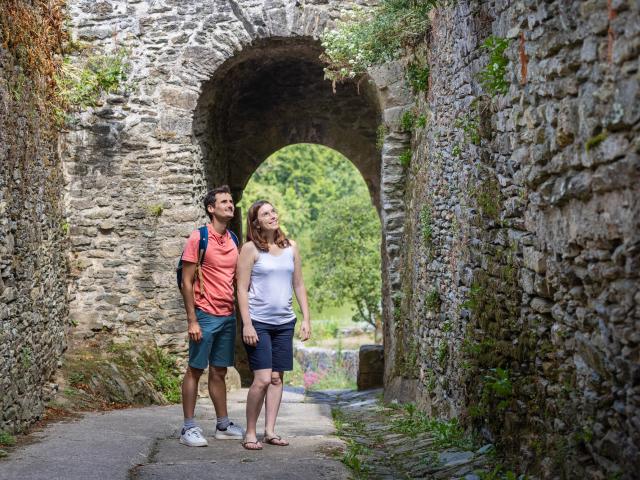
139,348,182,403
390,403,475,449
0,431,16,447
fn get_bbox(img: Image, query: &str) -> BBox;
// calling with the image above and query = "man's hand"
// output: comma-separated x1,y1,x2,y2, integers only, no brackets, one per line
243,324,259,347
188,321,202,342
300,320,311,342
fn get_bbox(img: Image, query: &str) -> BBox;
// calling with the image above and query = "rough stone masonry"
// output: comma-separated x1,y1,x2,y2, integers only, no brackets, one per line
1,0,638,478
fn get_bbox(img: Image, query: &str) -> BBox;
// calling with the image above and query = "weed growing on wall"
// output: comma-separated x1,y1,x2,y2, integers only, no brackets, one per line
399,149,413,168
401,109,417,133
478,36,509,95
321,0,440,84
57,49,130,109
406,60,430,92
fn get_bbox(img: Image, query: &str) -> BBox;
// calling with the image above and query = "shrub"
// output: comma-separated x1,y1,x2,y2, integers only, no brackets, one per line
321,1,440,84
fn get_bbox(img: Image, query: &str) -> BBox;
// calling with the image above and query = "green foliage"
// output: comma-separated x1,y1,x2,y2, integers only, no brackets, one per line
308,197,381,328
420,205,433,245
20,347,32,369
0,431,16,447
57,49,129,108
585,130,607,151
455,113,481,145
425,289,440,312
342,439,372,476
139,348,182,403
321,1,440,84
473,173,502,221
478,36,509,95
68,372,86,386
391,404,474,449
399,148,412,168
146,204,163,217
416,114,428,128
437,342,448,367
61,221,70,235
478,465,520,480
452,144,462,157
401,110,417,132
484,368,512,398
406,61,430,92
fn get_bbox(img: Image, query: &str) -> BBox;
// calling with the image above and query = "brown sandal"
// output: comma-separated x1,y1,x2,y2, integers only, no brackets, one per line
241,439,263,450
263,434,289,446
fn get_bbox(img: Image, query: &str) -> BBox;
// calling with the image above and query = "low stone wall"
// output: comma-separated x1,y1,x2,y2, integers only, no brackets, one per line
293,343,359,380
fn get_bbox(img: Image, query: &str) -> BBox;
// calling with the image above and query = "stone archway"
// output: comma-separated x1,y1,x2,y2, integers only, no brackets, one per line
193,37,383,382
62,0,411,394
193,37,382,208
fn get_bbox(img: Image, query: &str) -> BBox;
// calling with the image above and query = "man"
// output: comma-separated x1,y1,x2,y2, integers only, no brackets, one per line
179,185,244,447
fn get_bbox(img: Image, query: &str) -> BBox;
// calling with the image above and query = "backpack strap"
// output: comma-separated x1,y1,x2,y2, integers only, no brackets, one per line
195,225,208,298
228,229,239,247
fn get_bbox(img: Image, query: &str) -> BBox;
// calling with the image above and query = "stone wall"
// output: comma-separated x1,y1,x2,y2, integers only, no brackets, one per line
0,46,69,432
387,0,639,477
61,0,402,385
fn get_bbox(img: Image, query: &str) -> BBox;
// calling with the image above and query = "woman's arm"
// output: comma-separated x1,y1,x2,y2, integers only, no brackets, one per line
291,240,311,341
236,242,259,346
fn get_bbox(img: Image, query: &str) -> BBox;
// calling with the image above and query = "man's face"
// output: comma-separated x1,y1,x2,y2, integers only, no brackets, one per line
208,192,235,221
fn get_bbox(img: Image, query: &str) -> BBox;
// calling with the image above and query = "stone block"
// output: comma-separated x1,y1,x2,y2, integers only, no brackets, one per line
197,366,241,397
523,246,547,274
357,344,383,391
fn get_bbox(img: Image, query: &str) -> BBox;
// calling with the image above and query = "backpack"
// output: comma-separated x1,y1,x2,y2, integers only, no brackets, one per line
176,225,239,294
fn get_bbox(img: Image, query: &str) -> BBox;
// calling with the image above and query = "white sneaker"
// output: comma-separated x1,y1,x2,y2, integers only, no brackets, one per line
215,422,245,440
180,426,208,447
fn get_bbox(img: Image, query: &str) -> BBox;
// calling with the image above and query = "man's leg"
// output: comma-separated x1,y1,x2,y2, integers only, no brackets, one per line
182,366,204,419
245,369,271,447
264,371,285,438
208,366,228,418
180,366,208,446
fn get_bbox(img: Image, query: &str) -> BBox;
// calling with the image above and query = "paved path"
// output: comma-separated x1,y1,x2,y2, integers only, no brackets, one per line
0,388,349,480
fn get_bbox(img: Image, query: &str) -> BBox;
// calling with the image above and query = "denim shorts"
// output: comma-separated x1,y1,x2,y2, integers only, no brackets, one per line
244,319,296,372
188,309,236,369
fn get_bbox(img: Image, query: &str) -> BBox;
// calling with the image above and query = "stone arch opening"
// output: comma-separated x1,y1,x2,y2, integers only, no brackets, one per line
193,37,384,384
193,37,382,210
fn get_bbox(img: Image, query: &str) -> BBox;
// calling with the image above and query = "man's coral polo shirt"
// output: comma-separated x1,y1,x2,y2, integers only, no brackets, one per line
182,226,238,316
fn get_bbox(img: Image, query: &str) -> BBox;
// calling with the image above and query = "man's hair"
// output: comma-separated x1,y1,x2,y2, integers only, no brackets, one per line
203,185,232,220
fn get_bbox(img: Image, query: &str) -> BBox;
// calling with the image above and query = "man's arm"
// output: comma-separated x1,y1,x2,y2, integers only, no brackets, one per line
181,261,202,342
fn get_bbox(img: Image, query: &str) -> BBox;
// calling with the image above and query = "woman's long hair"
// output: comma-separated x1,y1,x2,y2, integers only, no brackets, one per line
246,200,290,252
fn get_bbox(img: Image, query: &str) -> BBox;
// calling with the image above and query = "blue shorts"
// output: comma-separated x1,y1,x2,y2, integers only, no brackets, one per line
244,320,296,372
188,309,236,369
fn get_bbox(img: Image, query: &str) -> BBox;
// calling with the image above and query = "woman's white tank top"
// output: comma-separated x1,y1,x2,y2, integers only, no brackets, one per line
248,246,296,325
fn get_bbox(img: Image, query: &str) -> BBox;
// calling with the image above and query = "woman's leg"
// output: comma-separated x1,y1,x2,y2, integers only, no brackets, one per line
264,371,284,437
245,368,271,445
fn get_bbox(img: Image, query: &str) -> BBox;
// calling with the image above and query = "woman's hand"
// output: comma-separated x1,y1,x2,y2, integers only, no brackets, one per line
188,320,202,342
243,324,259,346
300,320,311,342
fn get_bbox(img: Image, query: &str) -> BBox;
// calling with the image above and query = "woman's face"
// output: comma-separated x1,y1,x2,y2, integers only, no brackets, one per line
256,203,279,233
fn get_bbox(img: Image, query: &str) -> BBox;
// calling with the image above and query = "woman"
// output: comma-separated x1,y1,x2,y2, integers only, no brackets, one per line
236,200,311,450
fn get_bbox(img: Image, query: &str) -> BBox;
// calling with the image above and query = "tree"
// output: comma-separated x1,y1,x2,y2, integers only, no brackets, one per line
308,194,381,328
